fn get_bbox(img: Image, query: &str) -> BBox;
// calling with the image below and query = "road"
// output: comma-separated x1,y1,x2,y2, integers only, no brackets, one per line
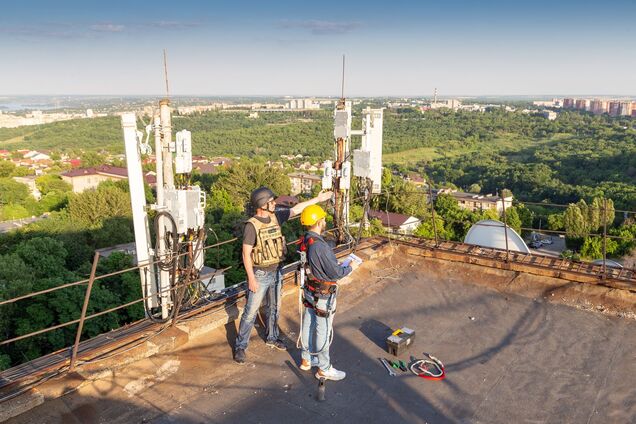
0,215,47,233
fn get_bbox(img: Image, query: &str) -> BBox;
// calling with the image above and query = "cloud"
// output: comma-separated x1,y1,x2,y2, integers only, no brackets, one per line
278,20,361,35
148,20,203,30
89,23,125,33
1,20,203,39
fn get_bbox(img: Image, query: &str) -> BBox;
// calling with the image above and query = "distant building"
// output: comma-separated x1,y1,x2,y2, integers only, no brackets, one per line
562,98,575,109
618,101,632,116
433,189,513,213
286,98,320,110
405,173,426,187
589,99,608,115
540,110,558,120
575,99,589,111
429,99,462,110
23,151,51,162
86,109,94,118
288,172,321,195
607,101,632,116
367,210,420,235
61,165,156,193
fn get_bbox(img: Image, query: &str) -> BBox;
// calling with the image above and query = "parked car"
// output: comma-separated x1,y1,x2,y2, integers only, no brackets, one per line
540,238,553,245
530,241,542,249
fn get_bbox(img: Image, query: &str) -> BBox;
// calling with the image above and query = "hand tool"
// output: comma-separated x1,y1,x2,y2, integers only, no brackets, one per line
380,358,396,377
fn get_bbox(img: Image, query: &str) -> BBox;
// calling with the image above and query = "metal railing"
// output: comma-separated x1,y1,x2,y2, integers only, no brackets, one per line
369,186,636,282
1,190,635,380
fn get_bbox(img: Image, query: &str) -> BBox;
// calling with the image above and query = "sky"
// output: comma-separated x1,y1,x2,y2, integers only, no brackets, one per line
1,0,635,96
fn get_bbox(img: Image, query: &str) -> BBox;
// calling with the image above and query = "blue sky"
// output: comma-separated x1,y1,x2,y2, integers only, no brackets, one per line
1,0,635,96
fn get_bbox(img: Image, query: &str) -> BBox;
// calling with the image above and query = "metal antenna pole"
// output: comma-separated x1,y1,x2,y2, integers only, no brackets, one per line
341,54,345,99
602,198,607,279
501,190,510,262
163,49,170,99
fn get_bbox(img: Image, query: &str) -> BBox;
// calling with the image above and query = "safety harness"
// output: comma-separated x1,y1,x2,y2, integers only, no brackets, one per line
299,234,337,318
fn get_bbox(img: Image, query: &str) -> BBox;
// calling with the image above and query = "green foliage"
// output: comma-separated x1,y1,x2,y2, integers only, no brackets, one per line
547,212,565,231
212,160,291,212
505,207,522,234
67,183,131,227
579,237,618,260
363,218,387,237
467,183,481,194
0,178,30,206
81,151,106,168
0,204,30,220
0,161,16,177
564,202,590,238
35,174,72,195
413,215,448,240
1,116,123,153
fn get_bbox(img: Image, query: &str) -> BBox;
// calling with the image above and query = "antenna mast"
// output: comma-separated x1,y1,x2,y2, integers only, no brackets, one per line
341,54,346,100
163,49,170,99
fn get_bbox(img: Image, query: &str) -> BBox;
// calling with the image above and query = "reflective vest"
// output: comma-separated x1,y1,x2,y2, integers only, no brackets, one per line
247,215,286,267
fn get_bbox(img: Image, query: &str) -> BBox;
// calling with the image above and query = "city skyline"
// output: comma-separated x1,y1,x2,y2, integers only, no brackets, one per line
1,0,635,96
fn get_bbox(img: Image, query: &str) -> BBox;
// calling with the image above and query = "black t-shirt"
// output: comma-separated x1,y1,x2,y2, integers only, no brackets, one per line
243,209,291,270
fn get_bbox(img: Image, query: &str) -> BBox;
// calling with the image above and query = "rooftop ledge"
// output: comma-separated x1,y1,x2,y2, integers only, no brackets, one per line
1,237,635,423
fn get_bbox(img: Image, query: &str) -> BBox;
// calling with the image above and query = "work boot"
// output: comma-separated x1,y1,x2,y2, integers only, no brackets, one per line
315,366,346,381
234,348,246,364
265,339,287,351
300,358,317,371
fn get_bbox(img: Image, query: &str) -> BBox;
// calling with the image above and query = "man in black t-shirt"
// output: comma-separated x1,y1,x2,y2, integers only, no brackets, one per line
234,186,332,363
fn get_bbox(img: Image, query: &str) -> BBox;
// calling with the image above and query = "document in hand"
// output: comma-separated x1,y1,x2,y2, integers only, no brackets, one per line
341,253,363,268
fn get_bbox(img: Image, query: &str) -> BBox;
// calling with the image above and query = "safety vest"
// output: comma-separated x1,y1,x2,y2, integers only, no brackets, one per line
247,215,286,267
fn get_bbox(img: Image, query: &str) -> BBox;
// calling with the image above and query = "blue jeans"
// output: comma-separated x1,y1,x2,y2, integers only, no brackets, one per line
300,292,336,372
235,269,282,350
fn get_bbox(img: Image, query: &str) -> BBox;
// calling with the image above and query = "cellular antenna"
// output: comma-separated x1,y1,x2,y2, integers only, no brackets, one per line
163,49,170,99
341,54,346,99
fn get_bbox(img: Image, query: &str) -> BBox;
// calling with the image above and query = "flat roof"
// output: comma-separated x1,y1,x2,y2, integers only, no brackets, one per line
7,247,635,424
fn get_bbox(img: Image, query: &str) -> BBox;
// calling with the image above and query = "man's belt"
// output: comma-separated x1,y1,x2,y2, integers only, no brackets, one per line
305,278,337,295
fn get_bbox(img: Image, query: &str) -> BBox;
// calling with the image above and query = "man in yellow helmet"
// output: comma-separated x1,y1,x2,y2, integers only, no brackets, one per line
298,204,359,381
234,188,332,364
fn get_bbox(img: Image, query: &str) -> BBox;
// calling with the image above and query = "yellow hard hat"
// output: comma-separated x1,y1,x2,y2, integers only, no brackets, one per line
300,204,327,226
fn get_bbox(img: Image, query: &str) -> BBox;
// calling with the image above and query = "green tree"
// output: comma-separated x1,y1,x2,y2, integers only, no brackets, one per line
505,206,522,234
0,204,30,220
467,183,481,194
213,160,291,212
67,183,131,227
0,161,16,178
580,236,618,259
35,174,72,195
564,203,589,238
547,212,564,231
81,151,106,168
0,178,30,206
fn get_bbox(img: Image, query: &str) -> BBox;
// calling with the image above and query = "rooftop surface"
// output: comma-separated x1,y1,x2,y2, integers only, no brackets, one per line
6,245,636,424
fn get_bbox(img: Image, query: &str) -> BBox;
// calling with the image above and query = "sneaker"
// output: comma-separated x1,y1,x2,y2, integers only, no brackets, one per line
315,366,346,381
265,339,287,351
234,348,246,364
300,358,317,371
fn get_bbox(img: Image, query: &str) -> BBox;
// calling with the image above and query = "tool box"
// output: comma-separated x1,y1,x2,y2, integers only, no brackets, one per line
386,327,415,356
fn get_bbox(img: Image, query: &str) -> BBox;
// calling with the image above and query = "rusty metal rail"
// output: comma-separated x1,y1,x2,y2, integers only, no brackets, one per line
388,235,635,291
